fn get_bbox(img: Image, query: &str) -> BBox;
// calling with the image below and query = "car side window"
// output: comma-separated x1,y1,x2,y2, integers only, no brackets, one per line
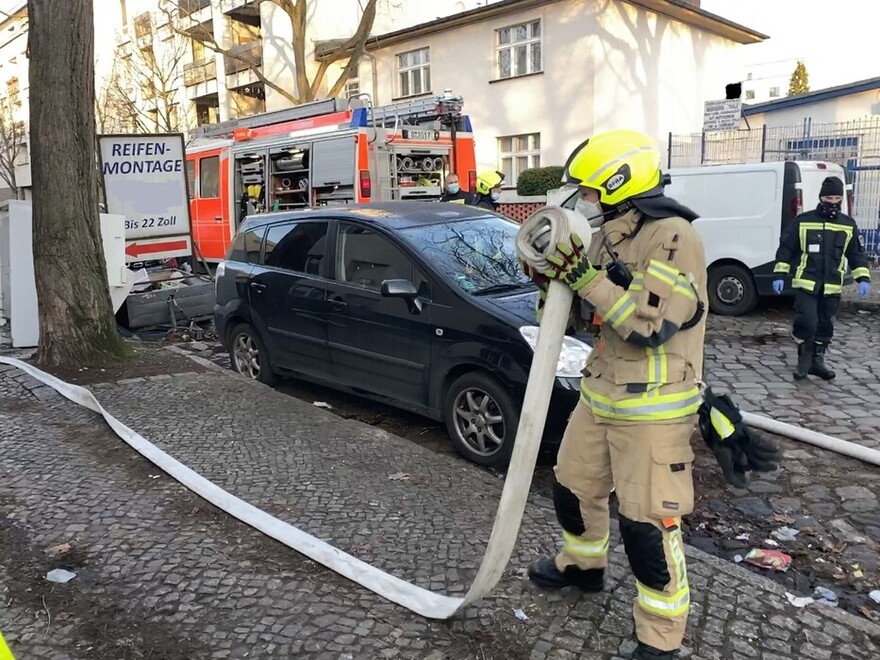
227,226,265,263
263,221,329,275
336,224,415,290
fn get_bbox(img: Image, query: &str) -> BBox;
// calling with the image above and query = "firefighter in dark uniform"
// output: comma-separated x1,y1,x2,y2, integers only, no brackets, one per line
773,176,871,380
439,173,470,204
468,170,505,211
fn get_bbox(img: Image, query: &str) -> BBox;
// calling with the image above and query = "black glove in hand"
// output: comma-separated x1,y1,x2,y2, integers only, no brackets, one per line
698,388,781,489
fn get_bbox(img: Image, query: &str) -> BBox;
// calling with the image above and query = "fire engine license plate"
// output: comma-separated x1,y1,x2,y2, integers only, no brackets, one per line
403,129,437,141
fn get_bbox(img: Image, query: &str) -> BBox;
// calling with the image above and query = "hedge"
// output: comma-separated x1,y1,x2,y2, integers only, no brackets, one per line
516,166,565,196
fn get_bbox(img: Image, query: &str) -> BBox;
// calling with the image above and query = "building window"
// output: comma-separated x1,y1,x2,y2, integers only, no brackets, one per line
6,77,20,106
397,47,430,98
769,86,780,98
745,89,756,100
498,133,540,186
496,19,542,79
345,78,360,99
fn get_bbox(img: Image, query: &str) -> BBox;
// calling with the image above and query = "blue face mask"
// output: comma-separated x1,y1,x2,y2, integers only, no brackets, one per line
490,192,501,202
447,183,460,194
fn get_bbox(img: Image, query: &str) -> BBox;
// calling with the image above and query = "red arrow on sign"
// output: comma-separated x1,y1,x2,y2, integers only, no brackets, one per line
125,239,189,258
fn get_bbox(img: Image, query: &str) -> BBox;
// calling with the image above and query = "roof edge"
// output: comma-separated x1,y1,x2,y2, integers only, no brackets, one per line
317,0,767,61
743,76,880,116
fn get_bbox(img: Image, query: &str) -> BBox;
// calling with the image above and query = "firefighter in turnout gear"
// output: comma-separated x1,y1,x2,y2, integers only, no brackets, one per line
526,130,707,659
772,176,871,381
469,170,505,211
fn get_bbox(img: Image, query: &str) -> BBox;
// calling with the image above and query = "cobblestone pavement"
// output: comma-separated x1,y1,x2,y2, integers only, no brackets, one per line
174,302,880,617
2,356,880,660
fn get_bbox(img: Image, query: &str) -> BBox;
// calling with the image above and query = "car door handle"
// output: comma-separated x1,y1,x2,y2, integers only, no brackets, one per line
250,282,267,293
215,216,223,223
329,295,347,310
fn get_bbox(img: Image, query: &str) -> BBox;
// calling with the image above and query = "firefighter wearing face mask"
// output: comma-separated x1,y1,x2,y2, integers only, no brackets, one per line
526,130,707,660
772,176,871,381
469,170,505,210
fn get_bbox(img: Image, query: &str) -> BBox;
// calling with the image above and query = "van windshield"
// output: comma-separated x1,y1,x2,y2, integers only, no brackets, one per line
398,216,532,294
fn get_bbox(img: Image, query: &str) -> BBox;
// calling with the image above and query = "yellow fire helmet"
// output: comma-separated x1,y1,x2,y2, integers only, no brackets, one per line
563,129,663,207
475,170,505,195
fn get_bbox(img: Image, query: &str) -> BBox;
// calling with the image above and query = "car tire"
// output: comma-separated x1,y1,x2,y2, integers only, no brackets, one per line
443,371,519,468
708,263,757,316
227,323,277,386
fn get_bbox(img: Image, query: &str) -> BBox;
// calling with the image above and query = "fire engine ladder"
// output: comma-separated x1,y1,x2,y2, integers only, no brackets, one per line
190,98,349,139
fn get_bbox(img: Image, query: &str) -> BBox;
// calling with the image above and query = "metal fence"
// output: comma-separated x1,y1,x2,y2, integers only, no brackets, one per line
668,118,880,257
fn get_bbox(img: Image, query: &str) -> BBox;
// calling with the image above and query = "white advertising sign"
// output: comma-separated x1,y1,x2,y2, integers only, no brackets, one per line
703,99,742,132
98,133,192,261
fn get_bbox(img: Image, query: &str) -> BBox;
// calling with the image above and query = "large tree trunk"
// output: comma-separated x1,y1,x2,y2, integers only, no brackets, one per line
27,0,130,368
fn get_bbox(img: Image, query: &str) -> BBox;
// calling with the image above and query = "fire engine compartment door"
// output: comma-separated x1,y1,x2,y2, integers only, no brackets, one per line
312,138,356,188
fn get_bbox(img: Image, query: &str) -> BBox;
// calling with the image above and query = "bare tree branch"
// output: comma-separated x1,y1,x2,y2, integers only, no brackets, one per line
161,0,378,109
0,96,23,197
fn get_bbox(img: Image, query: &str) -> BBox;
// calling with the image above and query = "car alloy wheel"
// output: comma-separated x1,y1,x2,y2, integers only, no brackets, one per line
233,332,262,380
452,387,506,457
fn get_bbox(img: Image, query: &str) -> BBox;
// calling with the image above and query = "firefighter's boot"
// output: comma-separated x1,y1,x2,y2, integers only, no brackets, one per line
809,343,836,381
793,342,812,381
632,642,680,659
527,557,604,592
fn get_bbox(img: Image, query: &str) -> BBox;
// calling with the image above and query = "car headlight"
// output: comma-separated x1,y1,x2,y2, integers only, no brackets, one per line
519,325,592,378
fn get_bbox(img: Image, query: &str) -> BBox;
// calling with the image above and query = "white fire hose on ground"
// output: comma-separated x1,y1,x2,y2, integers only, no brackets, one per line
1,207,877,623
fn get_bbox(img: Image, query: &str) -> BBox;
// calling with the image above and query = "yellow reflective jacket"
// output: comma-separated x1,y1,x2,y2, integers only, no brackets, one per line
577,209,708,424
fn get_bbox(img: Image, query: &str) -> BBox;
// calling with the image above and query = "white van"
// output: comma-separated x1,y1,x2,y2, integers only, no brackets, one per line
665,161,851,315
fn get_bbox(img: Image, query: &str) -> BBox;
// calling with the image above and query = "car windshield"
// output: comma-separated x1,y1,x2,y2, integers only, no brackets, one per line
398,216,532,294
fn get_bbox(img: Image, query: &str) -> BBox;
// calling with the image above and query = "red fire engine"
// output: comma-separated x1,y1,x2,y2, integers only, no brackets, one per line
185,92,477,262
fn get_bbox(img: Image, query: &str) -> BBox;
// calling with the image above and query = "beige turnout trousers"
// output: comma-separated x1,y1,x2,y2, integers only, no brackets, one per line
554,402,695,652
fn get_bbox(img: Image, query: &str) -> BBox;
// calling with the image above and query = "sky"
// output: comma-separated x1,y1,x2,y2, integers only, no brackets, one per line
700,0,878,90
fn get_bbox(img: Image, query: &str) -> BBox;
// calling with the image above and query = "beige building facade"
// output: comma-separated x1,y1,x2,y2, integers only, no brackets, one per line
334,0,765,184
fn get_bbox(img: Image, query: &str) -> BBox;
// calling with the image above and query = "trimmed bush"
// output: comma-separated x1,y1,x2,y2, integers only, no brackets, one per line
516,166,565,196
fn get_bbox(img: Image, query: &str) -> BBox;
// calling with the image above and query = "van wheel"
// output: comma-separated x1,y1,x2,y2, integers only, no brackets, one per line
708,264,757,316
444,372,519,468
228,323,277,386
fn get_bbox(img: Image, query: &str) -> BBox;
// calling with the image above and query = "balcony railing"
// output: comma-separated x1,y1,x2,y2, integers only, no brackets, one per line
184,59,217,87
218,0,260,13
179,0,211,17
133,13,152,39
225,41,262,75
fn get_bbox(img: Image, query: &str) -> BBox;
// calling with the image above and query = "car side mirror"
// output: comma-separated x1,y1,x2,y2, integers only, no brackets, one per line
381,279,422,315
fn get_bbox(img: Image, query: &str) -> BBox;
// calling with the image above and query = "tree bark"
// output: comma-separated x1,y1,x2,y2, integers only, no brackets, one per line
27,0,130,368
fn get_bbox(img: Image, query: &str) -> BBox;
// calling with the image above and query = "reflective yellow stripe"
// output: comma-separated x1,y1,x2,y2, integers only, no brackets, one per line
825,284,842,294
710,407,736,440
774,262,791,274
636,527,690,618
606,293,637,329
636,581,690,617
0,631,14,660
562,530,610,558
646,345,667,396
629,273,645,292
792,278,816,292
580,382,702,421
852,267,871,280
647,260,678,287
795,222,824,281
673,274,697,300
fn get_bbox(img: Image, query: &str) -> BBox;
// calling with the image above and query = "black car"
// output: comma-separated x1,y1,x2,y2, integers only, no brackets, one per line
214,202,589,467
